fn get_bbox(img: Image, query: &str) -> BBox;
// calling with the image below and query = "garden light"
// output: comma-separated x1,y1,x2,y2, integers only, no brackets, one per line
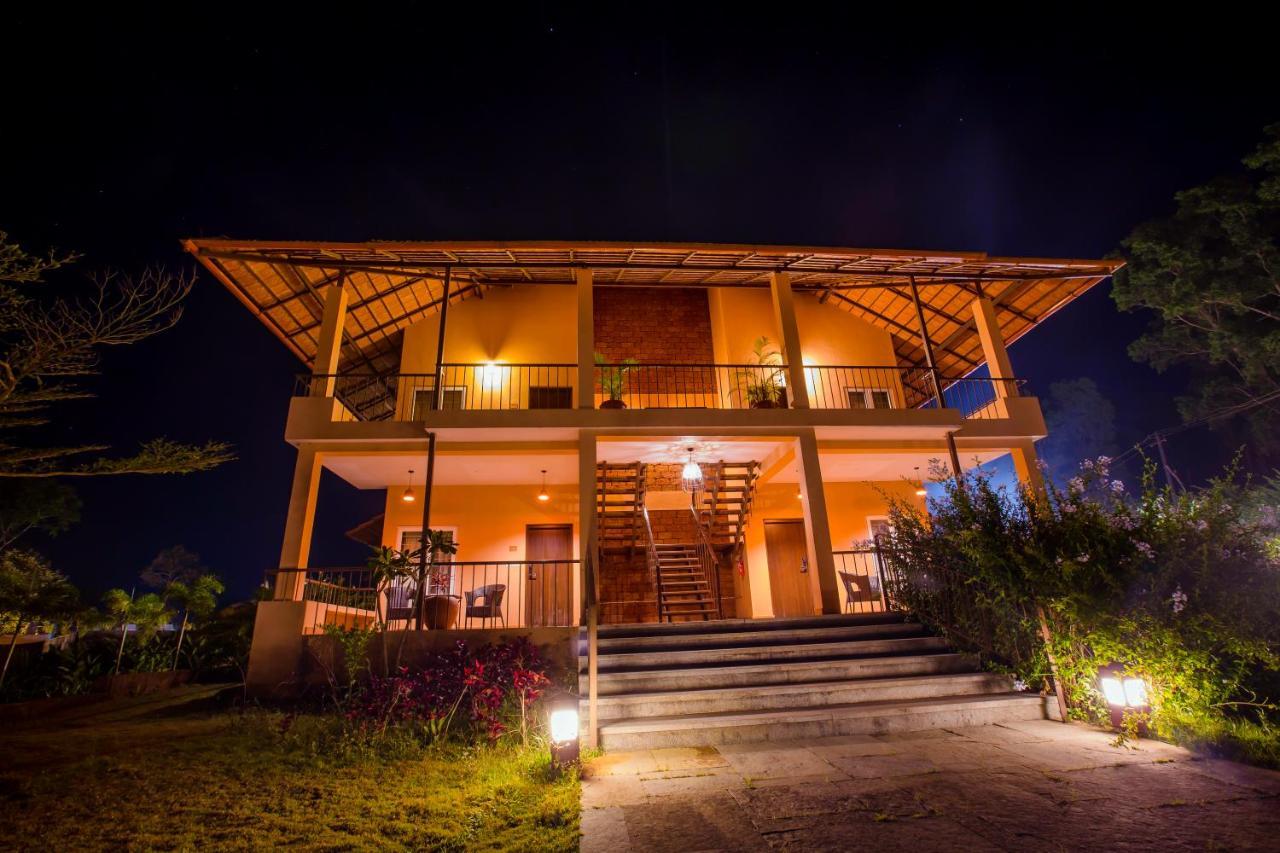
1099,664,1151,733
1123,677,1147,707
548,703,580,770
1099,676,1126,707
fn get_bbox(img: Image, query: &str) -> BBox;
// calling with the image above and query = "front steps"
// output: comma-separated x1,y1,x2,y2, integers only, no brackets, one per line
580,613,1051,750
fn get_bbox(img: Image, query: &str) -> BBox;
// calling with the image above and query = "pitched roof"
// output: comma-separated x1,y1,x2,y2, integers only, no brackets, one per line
183,239,1121,383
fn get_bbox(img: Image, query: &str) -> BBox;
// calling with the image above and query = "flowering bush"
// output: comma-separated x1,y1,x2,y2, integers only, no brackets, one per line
348,637,552,746
884,457,1280,764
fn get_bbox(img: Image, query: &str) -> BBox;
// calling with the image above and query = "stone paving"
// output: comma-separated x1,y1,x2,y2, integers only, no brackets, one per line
580,720,1280,851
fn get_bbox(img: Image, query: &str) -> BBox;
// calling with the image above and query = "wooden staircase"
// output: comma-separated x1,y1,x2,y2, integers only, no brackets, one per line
653,542,718,622
699,460,760,553
597,462,646,552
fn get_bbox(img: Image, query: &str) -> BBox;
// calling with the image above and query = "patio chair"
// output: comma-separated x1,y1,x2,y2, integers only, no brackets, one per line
386,583,416,627
838,570,881,613
464,584,507,629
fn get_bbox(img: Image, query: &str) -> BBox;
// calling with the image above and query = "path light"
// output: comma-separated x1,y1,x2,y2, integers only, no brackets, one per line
537,469,550,502
1098,663,1151,731
402,469,416,503
680,446,703,493
549,700,580,770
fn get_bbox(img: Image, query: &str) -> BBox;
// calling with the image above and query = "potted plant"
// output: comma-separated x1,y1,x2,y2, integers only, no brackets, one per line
735,336,786,408
595,353,638,409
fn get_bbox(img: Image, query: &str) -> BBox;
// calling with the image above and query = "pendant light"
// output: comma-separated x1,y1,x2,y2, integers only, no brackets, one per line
914,466,927,498
680,446,703,493
402,469,417,503
537,469,550,502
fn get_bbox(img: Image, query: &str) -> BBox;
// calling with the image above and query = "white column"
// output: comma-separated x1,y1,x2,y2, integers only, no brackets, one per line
276,446,322,600
795,431,839,613
770,271,810,408
576,269,594,409
311,283,348,397
972,297,1017,398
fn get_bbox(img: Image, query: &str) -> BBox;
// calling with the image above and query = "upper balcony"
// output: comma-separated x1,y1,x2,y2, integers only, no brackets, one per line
185,239,1119,444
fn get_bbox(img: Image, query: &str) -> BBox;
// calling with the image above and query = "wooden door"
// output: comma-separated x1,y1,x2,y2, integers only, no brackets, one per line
765,520,812,617
526,524,573,626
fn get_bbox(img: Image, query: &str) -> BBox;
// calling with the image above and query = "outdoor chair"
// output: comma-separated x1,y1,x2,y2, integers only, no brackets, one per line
838,570,882,613
464,584,507,629
386,583,416,627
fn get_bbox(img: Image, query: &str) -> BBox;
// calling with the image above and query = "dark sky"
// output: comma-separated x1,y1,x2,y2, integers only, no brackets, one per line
3,8,1276,600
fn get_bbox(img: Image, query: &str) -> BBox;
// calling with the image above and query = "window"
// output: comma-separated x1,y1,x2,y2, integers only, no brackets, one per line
398,528,457,596
528,386,573,409
412,387,466,418
846,388,894,409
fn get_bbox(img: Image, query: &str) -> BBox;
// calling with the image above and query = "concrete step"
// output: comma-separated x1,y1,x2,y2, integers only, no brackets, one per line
593,672,1012,721
594,612,906,640
595,620,926,654
593,635,948,671
591,652,978,695
595,692,1051,750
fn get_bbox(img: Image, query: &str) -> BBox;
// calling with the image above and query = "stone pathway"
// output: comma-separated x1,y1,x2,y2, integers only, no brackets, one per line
580,721,1280,851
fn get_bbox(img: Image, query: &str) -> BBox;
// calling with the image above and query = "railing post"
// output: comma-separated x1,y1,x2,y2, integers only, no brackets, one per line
311,279,348,397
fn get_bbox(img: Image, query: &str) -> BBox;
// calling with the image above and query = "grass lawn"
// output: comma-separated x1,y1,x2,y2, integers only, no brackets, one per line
0,686,580,851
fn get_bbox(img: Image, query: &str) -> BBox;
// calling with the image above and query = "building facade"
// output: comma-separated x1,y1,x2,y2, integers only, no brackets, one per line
186,241,1119,696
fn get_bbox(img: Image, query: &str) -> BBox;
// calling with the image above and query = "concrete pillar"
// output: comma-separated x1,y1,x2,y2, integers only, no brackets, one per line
795,431,839,614
972,297,1017,398
576,269,594,409
577,430,598,610
1010,440,1047,499
577,429,599,749
770,271,810,409
311,283,348,397
276,446,322,600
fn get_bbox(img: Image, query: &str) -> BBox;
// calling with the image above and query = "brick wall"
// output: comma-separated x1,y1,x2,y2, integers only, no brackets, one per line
645,463,709,492
594,287,715,395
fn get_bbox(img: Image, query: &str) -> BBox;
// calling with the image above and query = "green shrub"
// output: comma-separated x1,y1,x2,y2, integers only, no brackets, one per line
883,458,1280,765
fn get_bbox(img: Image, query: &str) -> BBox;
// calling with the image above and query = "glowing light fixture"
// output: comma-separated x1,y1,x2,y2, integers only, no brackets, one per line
680,446,703,493
537,469,550,502
914,466,927,498
402,469,416,503
479,361,504,389
1099,676,1126,707
1099,670,1149,709
548,702,580,771
1123,677,1148,707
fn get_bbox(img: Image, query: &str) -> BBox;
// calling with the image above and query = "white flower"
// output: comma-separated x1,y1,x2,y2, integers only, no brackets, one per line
1171,586,1187,614
1135,541,1154,560
1110,480,1125,494
1068,477,1084,492
1012,679,1029,692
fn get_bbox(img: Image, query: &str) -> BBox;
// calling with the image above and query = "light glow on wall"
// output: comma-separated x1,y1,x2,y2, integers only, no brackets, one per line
479,361,504,389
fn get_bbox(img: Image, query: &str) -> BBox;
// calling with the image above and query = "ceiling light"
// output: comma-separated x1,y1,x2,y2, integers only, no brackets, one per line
680,446,703,493
537,469,550,502
402,469,416,503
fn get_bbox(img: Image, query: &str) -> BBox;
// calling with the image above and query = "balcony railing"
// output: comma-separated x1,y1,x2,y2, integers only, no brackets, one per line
299,365,1025,421
269,561,579,634
833,549,895,614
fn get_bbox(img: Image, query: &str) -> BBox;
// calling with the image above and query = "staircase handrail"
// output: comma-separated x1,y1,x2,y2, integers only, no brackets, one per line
642,505,667,622
689,500,723,619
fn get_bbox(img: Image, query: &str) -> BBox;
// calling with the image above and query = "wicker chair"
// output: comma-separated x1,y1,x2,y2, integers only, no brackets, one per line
464,584,507,629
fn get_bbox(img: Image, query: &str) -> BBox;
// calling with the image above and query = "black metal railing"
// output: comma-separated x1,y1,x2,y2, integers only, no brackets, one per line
593,363,790,410
832,549,894,614
923,377,1027,420
299,366,1027,421
268,561,580,634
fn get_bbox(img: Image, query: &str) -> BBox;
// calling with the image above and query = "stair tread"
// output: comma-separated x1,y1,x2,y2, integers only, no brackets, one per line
590,652,974,684
597,692,1043,733
594,671,1003,704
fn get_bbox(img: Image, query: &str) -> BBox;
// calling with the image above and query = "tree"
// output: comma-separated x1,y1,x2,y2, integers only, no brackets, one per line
0,479,80,551
102,589,171,675
1113,126,1280,464
1038,378,1118,482
141,545,204,590
0,549,78,688
0,231,234,478
164,575,223,671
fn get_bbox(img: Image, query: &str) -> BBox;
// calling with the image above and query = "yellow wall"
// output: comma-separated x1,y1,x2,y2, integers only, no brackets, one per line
381,482,581,628
708,288,903,409
741,479,922,617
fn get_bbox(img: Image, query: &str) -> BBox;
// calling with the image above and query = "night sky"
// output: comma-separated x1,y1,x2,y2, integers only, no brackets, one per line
3,8,1275,601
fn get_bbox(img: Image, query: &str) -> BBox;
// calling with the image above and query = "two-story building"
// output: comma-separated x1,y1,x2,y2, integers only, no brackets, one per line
188,240,1119,746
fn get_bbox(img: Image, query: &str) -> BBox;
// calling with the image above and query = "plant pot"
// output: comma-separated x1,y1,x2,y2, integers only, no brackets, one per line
423,595,459,630
600,399,627,409
750,399,777,409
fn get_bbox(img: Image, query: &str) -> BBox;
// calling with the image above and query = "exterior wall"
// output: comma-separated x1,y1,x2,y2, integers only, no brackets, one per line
381,482,582,628
593,287,714,363
741,480,923,617
708,288,895,365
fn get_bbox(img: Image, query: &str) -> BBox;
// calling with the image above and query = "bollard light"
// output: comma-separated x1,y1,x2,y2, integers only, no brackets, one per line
1098,664,1151,733
549,704,580,770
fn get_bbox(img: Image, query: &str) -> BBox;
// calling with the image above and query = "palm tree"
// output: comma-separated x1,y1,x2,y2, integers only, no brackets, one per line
102,589,171,675
165,574,224,671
